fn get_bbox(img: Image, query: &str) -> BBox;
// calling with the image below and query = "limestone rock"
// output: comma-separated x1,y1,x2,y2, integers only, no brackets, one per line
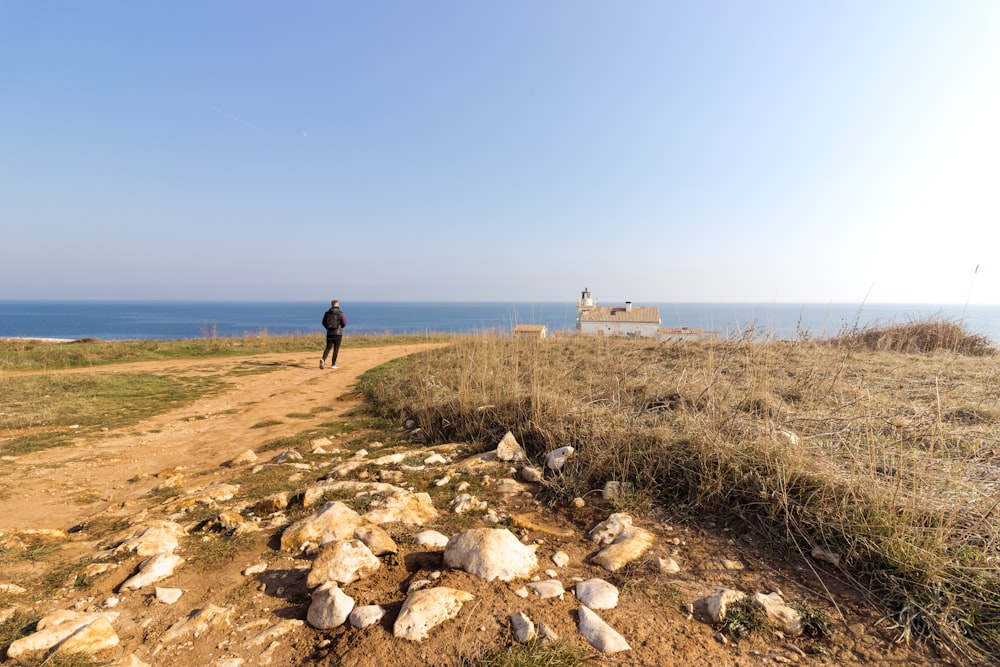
577,606,630,653
112,520,186,557
306,539,380,588
656,556,681,574
354,524,398,555
160,604,232,644
520,465,543,483
544,446,574,471
552,551,570,567
575,578,619,610
450,493,487,514
591,526,654,572
393,587,475,641
280,501,364,552
694,588,747,625
0,583,27,594
424,453,448,465
248,619,305,647
321,481,439,525
218,510,244,530
254,492,289,514
349,605,386,629
494,478,526,495
510,612,536,642
120,553,183,590
413,530,450,549
165,483,239,512
307,582,355,629
7,611,119,660
444,528,538,581
526,579,565,600
589,513,633,545
496,431,527,462
155,587,183,604
752,592,803,636
272,449,303,463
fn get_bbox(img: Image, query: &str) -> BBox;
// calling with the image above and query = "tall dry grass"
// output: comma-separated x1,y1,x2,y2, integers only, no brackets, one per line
359,322,1000,662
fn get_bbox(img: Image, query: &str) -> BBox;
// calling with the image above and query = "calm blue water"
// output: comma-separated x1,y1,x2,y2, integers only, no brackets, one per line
1,301,999,343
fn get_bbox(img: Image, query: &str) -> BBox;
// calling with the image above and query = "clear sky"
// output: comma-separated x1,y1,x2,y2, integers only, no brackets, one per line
2,2,998,304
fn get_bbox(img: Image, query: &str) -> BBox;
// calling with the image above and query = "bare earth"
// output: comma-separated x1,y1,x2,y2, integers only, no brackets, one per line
0,346,949,666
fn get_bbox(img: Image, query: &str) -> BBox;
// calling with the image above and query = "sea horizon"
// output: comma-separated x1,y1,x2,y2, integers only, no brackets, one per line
2,299,999,344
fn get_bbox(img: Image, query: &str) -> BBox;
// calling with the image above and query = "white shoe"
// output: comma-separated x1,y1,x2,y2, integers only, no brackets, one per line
331,365,339,370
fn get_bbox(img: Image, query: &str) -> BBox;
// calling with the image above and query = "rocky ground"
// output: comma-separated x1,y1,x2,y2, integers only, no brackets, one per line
0,347,952,666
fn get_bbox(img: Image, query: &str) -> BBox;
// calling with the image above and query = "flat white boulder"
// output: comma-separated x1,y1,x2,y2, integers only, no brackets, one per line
280,502,364,552
589,513,633,545
577,606,630,653
510,612,536,642
120,553,183,590
591,526,654,572
393,587,475,641
6,610,119,660
574,578,619,610
306,539,380,588
307,582,355,629
154,587,183,604
112,520,186,557
444,528,537,581
322,481,439,525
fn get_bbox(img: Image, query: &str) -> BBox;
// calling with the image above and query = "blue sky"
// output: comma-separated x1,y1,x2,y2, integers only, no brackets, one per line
2,1,998,304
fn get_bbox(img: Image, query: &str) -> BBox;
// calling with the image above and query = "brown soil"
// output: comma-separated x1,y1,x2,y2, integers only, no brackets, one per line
0,346,954,666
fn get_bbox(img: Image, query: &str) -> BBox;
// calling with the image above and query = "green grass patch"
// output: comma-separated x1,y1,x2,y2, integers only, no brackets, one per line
184,531,260,566
251,419,284,429
0,372,225,456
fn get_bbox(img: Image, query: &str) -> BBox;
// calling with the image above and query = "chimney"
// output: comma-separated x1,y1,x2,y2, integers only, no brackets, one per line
625,301,632,312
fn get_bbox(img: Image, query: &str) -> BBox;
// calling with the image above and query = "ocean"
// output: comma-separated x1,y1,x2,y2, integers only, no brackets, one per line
1,301,999,344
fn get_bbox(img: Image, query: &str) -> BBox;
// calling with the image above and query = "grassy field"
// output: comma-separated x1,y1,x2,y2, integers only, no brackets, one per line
358,320,1000,663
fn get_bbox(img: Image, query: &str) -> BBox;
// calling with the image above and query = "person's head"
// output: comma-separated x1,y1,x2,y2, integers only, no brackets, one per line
331,300,339,308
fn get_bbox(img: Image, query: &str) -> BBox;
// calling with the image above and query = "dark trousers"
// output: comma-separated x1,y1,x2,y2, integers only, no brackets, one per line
322,335,343,364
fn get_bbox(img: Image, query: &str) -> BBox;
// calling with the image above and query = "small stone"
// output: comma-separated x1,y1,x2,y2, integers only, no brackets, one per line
155,587,183,604
510,612,536,642
552,551,569,567
349,605,386,629
656,556,680,574
572,497,585,508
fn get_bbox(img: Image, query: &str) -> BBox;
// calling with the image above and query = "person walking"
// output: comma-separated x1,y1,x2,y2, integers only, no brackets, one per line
320,299,346,369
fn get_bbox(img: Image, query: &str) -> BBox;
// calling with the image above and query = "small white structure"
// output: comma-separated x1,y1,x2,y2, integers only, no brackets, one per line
576,288,661,338
513,324,548,339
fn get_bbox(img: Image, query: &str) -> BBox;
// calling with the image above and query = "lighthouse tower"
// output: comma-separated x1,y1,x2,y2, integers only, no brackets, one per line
577,287,596,312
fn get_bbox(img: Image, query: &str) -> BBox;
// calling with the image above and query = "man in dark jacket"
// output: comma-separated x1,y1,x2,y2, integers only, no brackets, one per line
320,299,347,369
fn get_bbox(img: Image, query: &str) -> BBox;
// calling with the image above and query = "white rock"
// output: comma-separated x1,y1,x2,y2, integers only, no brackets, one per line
354,524,398,555
577,606,630,653
120,553,184,590
514,586,529,598
752,592,803,636
242,562,268,576
520,465,543,483
306,539,380,588
444,528,538,581
226,450,258,466
589,513,633,545
694,588,747,624
307,582,355,629
349,605,386,629
526,580,564,600
496,431,527,462
424,453,447,465
6,611,119,660
450,493,487,514
247,618,304,647
656,556,681,574
155,587,183,604
510,612,536,642
544,446,574,471
551,551,570,567
113,520,186,557
393,587,475,641
160,604,232,644
0,583,27,594
591,527,654,572
575,579,619,610
494,478,525,495
321,481,439,525
413,530,450,549
455,481,470,492
280,501,364,552
272,450,303,463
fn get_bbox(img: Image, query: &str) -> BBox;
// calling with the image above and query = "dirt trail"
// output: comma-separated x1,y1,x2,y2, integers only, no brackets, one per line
0,344,440,532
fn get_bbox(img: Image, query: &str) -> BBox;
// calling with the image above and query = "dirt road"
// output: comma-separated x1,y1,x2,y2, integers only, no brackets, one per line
0,344,440,532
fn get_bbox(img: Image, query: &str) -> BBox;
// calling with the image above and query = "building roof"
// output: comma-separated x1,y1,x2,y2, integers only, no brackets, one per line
578,306,660,324
513,324,548,332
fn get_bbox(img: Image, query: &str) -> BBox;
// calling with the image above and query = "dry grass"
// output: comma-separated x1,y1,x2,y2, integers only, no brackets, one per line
359,321,1000,663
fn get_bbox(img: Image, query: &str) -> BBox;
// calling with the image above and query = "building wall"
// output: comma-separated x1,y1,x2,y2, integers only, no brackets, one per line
579,321,661,337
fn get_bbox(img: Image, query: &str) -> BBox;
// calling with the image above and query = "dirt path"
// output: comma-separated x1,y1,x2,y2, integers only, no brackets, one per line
0,343,442,532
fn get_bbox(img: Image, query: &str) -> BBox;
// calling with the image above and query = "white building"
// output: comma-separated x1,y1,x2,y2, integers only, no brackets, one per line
575,288,661,338
513,324,548,339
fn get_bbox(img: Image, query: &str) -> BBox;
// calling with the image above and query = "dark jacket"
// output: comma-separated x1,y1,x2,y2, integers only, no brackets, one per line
322,307,346,336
